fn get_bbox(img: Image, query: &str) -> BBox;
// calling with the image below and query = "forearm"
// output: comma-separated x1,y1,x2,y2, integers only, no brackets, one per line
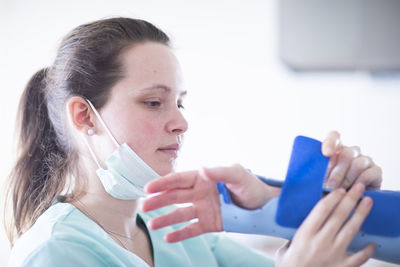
218,182,294,237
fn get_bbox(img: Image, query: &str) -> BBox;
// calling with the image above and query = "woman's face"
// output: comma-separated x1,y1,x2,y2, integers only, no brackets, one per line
98,42,188,175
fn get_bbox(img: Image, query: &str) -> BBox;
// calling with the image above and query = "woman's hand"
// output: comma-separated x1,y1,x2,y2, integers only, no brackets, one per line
142,164,278,242
275,183,375,267
322,131,382,190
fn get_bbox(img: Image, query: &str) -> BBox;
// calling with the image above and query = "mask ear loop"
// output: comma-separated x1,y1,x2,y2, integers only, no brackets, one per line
82,98,120,169
82,137,102,169
85,99,120,148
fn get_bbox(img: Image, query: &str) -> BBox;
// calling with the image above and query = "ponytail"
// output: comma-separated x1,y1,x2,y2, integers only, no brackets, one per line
4,68,68,246
3,17,171,246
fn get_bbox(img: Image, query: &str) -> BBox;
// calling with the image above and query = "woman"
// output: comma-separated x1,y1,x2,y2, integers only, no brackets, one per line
4,17,380,266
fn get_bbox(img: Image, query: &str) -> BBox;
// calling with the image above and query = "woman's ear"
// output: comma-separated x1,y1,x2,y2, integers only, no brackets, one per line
66,96,96,135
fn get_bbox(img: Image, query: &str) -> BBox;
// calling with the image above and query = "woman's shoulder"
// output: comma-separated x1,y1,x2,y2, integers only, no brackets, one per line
8,202,113,266
16,202,106,243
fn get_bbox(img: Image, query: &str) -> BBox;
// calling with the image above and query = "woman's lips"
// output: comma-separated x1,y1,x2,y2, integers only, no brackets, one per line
158,144,180,158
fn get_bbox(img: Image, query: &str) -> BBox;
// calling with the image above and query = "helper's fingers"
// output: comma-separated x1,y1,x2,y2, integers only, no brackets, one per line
326,146,361,188
147,206,196,230
356,166,382,190
322,130,342,157
319,183,365,240
142,189,197,212
344,243,376,267
343,156,373,188
202,164,250,186
164,222,205,243
145,170,198,193
335,196,373,246
296,188,346,237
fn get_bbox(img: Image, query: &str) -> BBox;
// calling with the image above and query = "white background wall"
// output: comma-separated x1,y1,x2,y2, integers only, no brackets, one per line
1,0,399,266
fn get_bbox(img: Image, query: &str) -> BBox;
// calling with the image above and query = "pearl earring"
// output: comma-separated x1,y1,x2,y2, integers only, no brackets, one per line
87,129,94,136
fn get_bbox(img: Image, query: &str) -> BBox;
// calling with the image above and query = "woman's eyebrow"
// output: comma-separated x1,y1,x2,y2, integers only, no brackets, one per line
140,84,187,96
140,84,171,92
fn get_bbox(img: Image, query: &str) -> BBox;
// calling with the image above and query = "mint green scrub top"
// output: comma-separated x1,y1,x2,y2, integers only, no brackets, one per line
8,202,274,266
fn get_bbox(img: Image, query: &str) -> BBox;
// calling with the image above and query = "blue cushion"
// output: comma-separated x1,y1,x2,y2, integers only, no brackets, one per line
276,136,329,227
276,135,400,237
362,190,400,236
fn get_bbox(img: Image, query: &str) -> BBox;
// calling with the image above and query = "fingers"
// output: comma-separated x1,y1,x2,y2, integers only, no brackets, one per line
202,164,249,185
357,166,382,190
326,146,360,188
335,196,373,246
146,164,250,195
297,188,346,237
145,170,198,193
142,189,198,212
164,222,205,243
322,131,382,190
322,130,342,157
204,164,276,209
344,156,372,187
148,206,196,230
319,183,366,238
345,243,376,267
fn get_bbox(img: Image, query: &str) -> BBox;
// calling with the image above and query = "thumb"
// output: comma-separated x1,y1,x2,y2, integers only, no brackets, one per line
201,164,248,186
322,130,342,157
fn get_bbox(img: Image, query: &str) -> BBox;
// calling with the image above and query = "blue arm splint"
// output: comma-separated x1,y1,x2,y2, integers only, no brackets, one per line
218,136,400,264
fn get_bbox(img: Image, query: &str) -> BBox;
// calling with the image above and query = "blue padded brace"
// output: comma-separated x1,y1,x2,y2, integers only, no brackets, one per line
218,183,294,238
362,190,400,236
219,184,400,264
275,136,330,228
276,136,400,237
219,135,400,264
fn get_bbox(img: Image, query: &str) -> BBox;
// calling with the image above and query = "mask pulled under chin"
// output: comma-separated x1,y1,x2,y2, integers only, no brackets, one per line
96,143,160,200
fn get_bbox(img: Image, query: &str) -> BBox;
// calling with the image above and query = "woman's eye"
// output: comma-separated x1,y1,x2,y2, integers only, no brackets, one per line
178,103,185,109
144,101,161,108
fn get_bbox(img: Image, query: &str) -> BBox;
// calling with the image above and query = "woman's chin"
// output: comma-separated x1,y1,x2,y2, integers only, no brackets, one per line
153,163,175,176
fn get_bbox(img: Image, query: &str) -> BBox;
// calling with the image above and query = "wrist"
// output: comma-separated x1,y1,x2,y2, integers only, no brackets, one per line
260,183,281,207
244,179,281,209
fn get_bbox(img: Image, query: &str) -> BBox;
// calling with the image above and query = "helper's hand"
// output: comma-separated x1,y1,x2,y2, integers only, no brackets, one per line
275,183,375,267
142,164,279,242
322,131,382,190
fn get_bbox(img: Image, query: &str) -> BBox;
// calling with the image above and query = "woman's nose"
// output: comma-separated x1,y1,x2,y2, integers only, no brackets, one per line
166,107,188,135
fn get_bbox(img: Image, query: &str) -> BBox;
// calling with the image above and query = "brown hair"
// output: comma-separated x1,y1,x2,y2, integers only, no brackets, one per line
3,17,170,246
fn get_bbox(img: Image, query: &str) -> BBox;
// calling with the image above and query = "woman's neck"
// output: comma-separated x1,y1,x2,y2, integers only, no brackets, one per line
73,192,154,266
71,151,154,266
72,155,141,236
73,191,140,237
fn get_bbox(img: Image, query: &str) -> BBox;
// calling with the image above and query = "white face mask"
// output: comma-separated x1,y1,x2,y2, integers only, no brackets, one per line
84,99,159,200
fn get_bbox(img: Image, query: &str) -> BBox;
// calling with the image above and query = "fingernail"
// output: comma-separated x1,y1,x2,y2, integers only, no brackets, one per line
352,149,360,158
200,167,211,178
323,144,333,156
140,203,145,212
362,197,372,207
327,179,337,188
144,184,151,193
335,139,342,151
163,235,169,242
